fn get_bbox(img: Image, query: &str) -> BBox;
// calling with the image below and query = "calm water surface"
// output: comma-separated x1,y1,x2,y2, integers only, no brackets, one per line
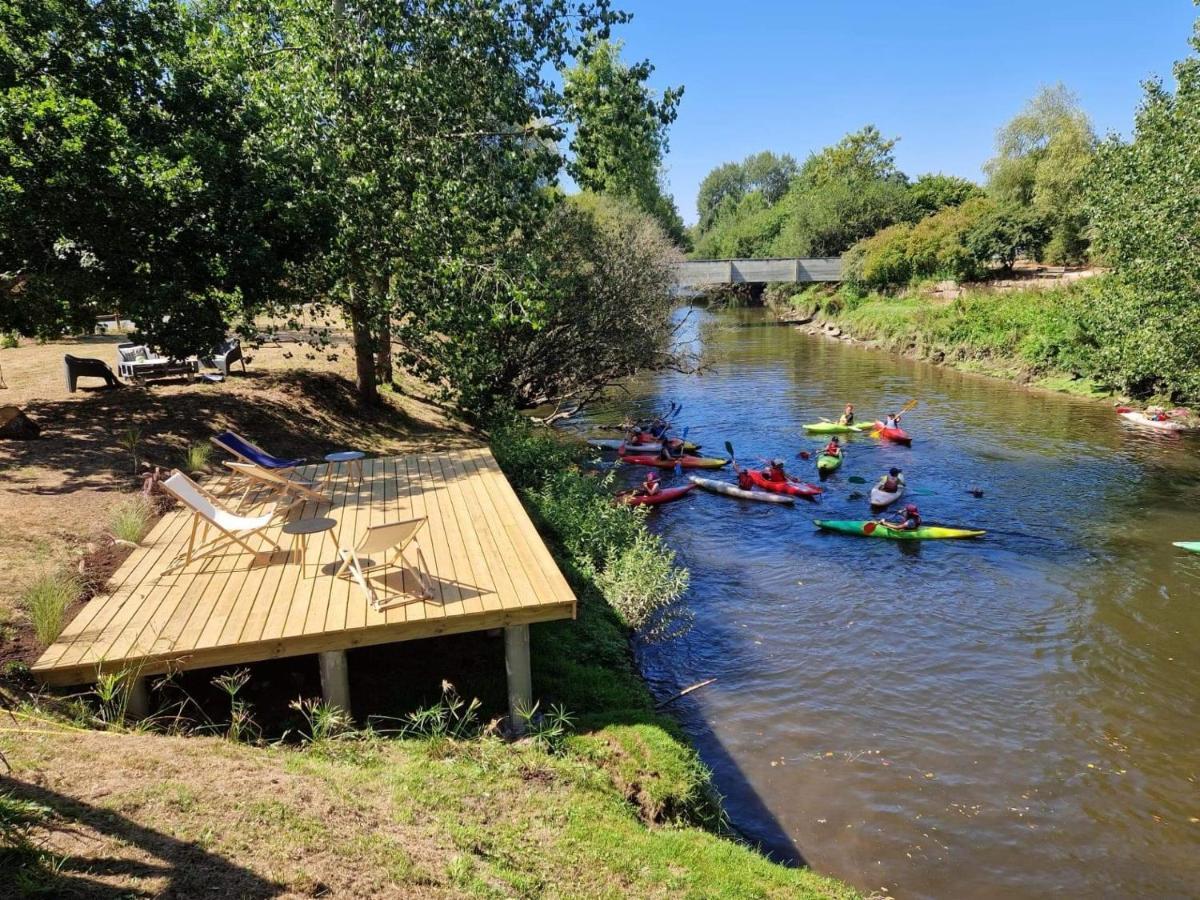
582,308,1200,899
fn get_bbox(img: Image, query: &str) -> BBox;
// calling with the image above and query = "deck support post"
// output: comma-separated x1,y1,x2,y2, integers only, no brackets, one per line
319,650,352,718
504,624,533,735
125,675,150,720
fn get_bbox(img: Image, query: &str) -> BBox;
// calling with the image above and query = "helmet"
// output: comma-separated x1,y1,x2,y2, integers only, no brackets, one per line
889,467,900,476
645,471,660,482
905,504,919,514
847,403,854,409
771,457,785,467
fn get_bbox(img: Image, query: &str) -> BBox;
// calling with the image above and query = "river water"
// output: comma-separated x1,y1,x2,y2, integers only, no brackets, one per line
583,307,1200,899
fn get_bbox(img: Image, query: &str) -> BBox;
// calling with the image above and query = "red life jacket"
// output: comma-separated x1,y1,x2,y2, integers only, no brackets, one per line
882,476,899,492
737,470,754,490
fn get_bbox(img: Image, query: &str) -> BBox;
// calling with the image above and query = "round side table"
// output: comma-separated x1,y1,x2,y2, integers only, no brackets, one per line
281,516,337,576
323,450,366,491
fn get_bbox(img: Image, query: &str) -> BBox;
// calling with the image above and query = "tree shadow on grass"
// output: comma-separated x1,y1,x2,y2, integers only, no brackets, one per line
0,777,285,898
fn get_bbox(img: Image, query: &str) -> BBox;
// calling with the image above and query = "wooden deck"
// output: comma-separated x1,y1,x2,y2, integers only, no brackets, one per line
33,449,576,687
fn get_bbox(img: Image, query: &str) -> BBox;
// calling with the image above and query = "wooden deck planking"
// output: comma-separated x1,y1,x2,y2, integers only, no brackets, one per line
32,449,575,685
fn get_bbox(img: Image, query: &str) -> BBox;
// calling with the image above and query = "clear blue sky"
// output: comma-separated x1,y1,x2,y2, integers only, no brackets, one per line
609,0,1198,224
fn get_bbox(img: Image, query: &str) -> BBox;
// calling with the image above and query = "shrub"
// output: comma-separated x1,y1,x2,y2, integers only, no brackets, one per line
857,223,913,287
183,442,212,473
0,331,18,349
109,496,154,544
594,531,689,629
22,570,82,645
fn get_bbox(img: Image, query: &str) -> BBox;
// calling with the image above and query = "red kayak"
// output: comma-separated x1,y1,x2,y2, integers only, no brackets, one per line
620,483,696,507
619,453,729,470
746,469,822,498
870,421,912,446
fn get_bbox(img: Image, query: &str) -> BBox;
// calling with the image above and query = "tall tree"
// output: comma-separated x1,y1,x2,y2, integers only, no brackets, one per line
0,0,304,352
563,39,687,245
219,0,623,403
984,84,1097,263
800,125,904,187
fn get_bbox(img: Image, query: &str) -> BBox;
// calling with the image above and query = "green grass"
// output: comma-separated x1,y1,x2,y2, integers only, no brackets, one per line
183,442,212,473
109,496,155,544
20,569,82,646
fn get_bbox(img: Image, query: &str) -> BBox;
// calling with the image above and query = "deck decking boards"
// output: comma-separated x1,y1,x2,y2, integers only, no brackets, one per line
32,449,576,686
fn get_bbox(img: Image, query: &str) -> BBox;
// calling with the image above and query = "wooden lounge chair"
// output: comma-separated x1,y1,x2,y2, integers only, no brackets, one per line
223,461,330,513
336,518,434,610
159,470,281,571
211,431,304,472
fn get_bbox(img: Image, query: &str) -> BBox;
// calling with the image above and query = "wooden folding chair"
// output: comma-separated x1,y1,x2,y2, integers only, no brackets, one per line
336,518,434,610
159,470,281,571
223,461,330,514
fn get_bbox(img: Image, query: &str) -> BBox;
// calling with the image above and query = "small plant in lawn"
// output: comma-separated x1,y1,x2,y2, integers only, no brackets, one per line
0,331,18,349
212,668,260,743
391,680,482,747
92,667,143,726
118,425,143,474
183,442,212,473
21,570,82,645
109,496,154,544
289,697,355,744
517,701,574,753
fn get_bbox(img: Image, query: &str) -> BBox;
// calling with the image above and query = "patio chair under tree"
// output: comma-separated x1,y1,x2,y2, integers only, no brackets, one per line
211,431,304,472
223,460,330,514
159,469,282,571
336,518,434,610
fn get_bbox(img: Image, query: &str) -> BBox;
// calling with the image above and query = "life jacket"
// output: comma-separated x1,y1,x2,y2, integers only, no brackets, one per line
906,513,921,529
766,466,786,482
882,476,899,492
841,412,854,425
737,470,754,490
825,444,840,457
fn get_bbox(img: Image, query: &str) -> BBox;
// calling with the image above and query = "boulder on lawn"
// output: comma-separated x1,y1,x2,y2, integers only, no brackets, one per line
0,405,40,439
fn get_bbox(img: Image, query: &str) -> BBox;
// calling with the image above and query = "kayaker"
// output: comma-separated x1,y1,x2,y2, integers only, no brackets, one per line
885,412,903,429
657,442,682,462
882,503,921,531
733,463,755,491
838,404,855,426
636,471,661,497
876,467,904,493
822,436,842,457
764,457,789,482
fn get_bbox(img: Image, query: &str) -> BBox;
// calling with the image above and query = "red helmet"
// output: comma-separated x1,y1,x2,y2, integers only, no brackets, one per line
905,503,919,514
646,471,660,482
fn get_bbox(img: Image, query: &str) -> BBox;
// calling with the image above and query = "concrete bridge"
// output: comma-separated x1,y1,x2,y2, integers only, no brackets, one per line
676,257,842,286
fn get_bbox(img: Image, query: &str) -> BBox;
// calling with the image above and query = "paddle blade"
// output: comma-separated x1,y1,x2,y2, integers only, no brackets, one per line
863,521,878,534
798,450,811,460
724,440,735,459
847,476,867,484
901,398,919,413
674,461,683,477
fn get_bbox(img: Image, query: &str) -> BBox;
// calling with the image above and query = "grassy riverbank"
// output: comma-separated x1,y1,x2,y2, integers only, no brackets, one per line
770,281,1124,402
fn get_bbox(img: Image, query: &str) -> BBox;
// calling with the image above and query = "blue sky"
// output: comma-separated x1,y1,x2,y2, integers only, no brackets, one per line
609,1,1198,224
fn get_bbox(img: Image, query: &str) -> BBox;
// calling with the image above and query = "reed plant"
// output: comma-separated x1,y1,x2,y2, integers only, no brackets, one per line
183,442,211,473
109,496,154,544
21,570,82,645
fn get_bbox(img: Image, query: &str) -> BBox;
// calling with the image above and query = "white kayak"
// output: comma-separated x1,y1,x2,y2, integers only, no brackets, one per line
689,476,795,504
1119,411,1192,431
869,483,905,509
588,438,665,452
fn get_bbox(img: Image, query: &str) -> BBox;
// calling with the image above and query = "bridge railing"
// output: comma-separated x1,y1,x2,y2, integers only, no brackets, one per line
675,257,842,285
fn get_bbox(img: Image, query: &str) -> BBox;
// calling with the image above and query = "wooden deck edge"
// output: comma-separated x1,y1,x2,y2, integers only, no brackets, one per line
32,599,576,687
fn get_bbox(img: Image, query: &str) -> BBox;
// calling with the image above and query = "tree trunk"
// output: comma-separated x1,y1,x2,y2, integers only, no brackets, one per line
348,297,379,406
375,315,393,387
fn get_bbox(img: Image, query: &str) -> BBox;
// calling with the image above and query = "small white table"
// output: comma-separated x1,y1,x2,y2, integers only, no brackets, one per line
323,450,366,490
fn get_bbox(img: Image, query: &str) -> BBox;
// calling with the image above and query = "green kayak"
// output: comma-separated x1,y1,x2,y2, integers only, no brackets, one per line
815,519,985,540
1172,541,1200,553
816,452,843,474
803,422,865,434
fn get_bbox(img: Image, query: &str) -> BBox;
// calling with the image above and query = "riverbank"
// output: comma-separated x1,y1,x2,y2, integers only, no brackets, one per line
0,334,855,897
767,281,1125,404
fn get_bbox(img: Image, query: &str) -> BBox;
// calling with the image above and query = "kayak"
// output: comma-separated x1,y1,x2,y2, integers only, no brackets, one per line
628,434,701,451
588,437,701,452
814,519,985,540
1172,541,1200,553
619,453,729,470
869,483,905,509
1118,411,1191,432
746,468,822,498
869,421,913,446
620,483,696,507
816,452,843,474
689,476,795,504
803,422,865,434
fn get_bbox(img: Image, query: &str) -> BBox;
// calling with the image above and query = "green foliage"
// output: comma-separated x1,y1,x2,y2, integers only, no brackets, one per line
695,151,797,231
400,193,684,418
564,39,687,245
109,496,154,544
799,124,903,186
907,173,985,219
0,331,17,349
965,201,1050,272
848,223,913,288
21,569,81,646
183,442,212,473
985,84,1097,264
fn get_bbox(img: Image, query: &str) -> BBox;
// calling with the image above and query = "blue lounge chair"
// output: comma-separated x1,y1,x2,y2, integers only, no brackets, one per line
211,431,304,471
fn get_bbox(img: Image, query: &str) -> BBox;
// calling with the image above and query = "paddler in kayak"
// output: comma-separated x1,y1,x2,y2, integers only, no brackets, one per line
884,411,903,429
635,470,661,498
732,462,756,491
821,436,843,458
880,503,921,532
656,441,683,462
876,467,904,493
838,404,855,426
763,457,790,483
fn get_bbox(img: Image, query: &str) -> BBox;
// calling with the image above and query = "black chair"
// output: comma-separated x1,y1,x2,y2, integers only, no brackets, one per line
201,338,246,377
64,354,120,393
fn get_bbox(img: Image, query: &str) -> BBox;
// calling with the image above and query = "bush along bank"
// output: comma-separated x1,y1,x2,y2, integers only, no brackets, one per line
488,415,859,894
766,278,1164,402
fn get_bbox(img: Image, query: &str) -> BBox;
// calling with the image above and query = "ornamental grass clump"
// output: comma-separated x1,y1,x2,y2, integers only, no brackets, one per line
22,570,82,645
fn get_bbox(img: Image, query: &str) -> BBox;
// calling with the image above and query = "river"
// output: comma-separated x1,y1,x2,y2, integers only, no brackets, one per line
582,307,1200,899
